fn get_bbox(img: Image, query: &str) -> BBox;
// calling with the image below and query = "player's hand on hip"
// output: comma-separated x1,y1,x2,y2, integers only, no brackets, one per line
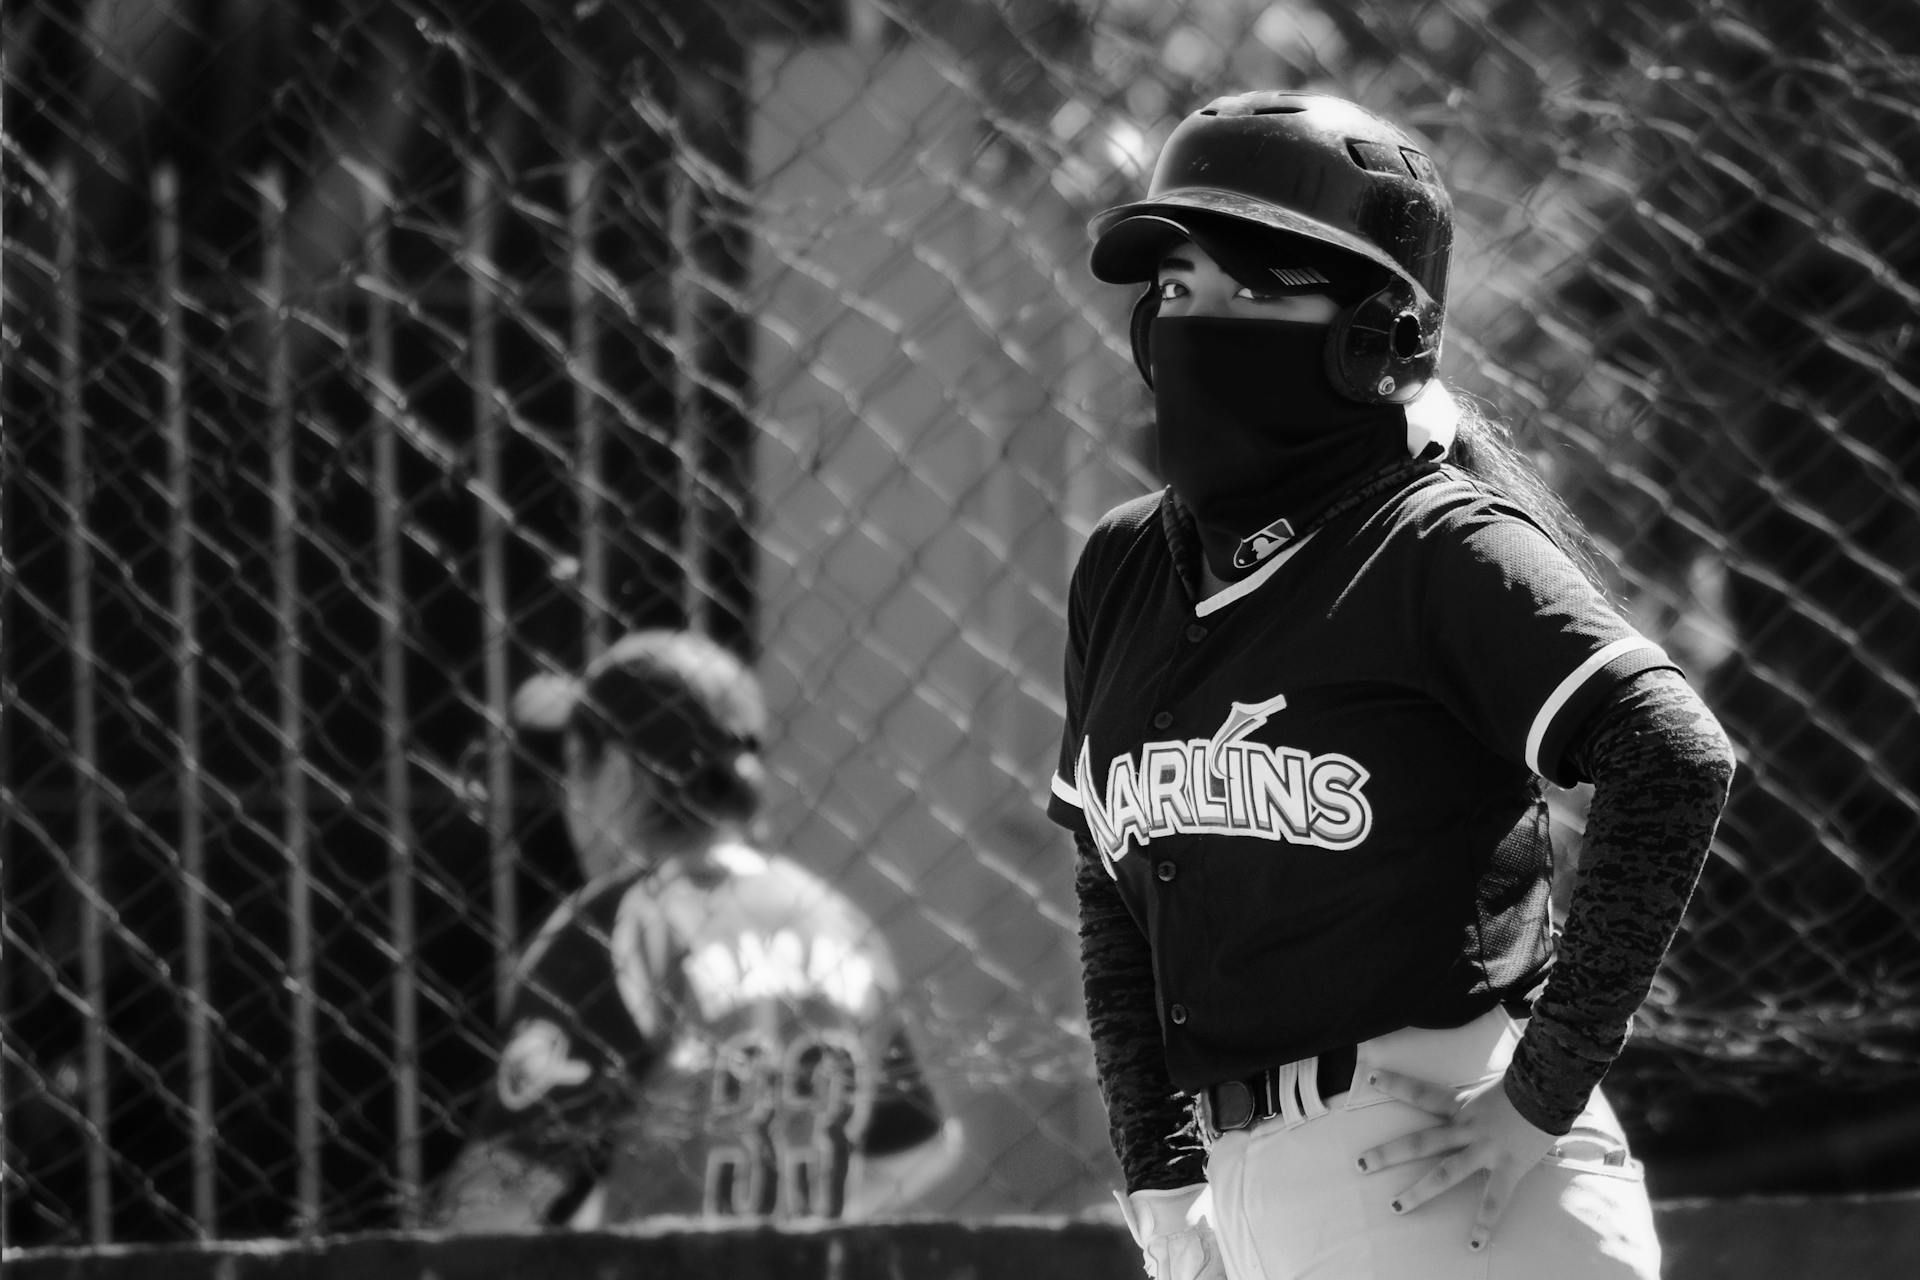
1114,1185,1228,1280
1353,1068,1558,1253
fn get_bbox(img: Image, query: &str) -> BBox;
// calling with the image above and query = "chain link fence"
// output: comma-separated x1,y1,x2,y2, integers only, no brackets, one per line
3,0,1916,1250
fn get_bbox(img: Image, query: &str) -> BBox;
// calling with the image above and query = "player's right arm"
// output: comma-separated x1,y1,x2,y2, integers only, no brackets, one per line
1075,842,1200,1192
1050,516,1203,1193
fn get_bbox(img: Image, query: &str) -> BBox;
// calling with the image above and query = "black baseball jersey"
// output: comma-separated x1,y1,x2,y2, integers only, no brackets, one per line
471,840,942,1222
1047,467,1676,1092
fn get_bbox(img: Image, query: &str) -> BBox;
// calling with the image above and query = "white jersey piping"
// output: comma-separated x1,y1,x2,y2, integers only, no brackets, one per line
1195,531,1320,618
1524,636,1664,776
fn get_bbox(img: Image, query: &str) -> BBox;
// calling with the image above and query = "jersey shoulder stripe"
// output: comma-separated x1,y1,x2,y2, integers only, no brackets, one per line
1524,636,1668,777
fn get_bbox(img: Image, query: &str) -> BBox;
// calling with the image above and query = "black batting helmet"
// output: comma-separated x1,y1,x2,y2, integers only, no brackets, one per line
1091,91,1453,403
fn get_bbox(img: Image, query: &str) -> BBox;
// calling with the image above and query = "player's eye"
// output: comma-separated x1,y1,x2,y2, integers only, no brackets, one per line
1155,278,1187,302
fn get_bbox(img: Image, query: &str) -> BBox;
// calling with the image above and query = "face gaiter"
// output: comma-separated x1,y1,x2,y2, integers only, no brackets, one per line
1152,315,1409,580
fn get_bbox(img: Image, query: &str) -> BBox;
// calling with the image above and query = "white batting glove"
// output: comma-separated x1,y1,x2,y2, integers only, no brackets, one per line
1114,1184,1227,1280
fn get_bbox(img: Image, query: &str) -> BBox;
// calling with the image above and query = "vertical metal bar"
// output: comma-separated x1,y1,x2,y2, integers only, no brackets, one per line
364,180,422,1224
671,57,755,654
56,159,113,1248
569,156,607,660
155,163,217,1238
0,41,12,1252
262,167,321,1233
467,164,516,1011
669,164,710,634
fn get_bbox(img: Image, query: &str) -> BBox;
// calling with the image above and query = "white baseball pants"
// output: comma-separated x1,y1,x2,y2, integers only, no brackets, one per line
1200,1008,1662,1280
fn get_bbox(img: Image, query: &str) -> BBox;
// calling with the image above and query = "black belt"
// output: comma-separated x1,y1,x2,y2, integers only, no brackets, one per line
1194,1044,1358,1138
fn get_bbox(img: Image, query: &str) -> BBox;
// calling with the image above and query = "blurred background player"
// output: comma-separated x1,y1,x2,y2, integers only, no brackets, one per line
428,629,964,1229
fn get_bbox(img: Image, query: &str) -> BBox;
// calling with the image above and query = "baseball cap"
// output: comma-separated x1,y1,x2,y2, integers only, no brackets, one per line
512,631,764,782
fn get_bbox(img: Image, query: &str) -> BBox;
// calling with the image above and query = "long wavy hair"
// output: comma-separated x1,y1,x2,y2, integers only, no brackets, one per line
1429,386,1615,598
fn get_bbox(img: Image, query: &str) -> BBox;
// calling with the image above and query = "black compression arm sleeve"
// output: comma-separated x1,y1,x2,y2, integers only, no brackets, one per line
1076,844,1205,1191
1503,667,1735,1133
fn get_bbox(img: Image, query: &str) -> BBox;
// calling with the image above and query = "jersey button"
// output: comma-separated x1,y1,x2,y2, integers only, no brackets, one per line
1169,1003,1188,1025
1151,711,1173,730
1156,861,1177,882
1185,624,1207,643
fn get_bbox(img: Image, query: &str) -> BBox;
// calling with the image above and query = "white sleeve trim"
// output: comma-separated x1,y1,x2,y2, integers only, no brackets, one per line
1051,771,1082,810
1524,636,1665,776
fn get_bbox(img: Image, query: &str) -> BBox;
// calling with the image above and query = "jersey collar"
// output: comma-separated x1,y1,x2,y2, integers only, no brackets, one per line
1159,488,1208,601
1195,530,1318,616
1161,487,1318,617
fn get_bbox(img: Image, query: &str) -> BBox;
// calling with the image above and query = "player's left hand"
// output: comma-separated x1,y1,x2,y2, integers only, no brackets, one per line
1354,1068,1557,1252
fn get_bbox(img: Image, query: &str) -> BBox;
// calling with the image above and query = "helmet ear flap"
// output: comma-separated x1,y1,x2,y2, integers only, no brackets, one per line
1129,287,1159,387
1324,281,1443,405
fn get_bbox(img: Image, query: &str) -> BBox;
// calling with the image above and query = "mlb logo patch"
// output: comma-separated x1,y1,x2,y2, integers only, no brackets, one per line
1233,516,1297,569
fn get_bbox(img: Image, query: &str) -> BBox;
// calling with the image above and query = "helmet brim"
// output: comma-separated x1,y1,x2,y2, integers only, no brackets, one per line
1090,189,1417,296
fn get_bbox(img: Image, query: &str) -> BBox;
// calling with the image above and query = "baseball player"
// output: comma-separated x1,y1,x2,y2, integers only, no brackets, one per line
1048,93,1735,1279
429,630,963,1228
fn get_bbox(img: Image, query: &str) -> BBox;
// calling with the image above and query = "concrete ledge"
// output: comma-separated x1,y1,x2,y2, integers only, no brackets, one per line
1656,1191,1920,1279
0,1218,1135,1280
6,1198,1918,1279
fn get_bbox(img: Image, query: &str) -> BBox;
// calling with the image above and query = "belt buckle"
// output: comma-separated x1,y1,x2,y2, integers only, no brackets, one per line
1198,1048,1355,1140
1205,1078,1258,1137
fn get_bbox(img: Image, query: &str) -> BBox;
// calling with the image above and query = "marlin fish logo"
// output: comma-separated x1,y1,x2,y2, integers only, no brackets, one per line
1206,693,1289,778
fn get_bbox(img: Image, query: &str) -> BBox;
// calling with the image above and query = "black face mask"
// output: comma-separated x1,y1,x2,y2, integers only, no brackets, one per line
1152,315,1408,579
